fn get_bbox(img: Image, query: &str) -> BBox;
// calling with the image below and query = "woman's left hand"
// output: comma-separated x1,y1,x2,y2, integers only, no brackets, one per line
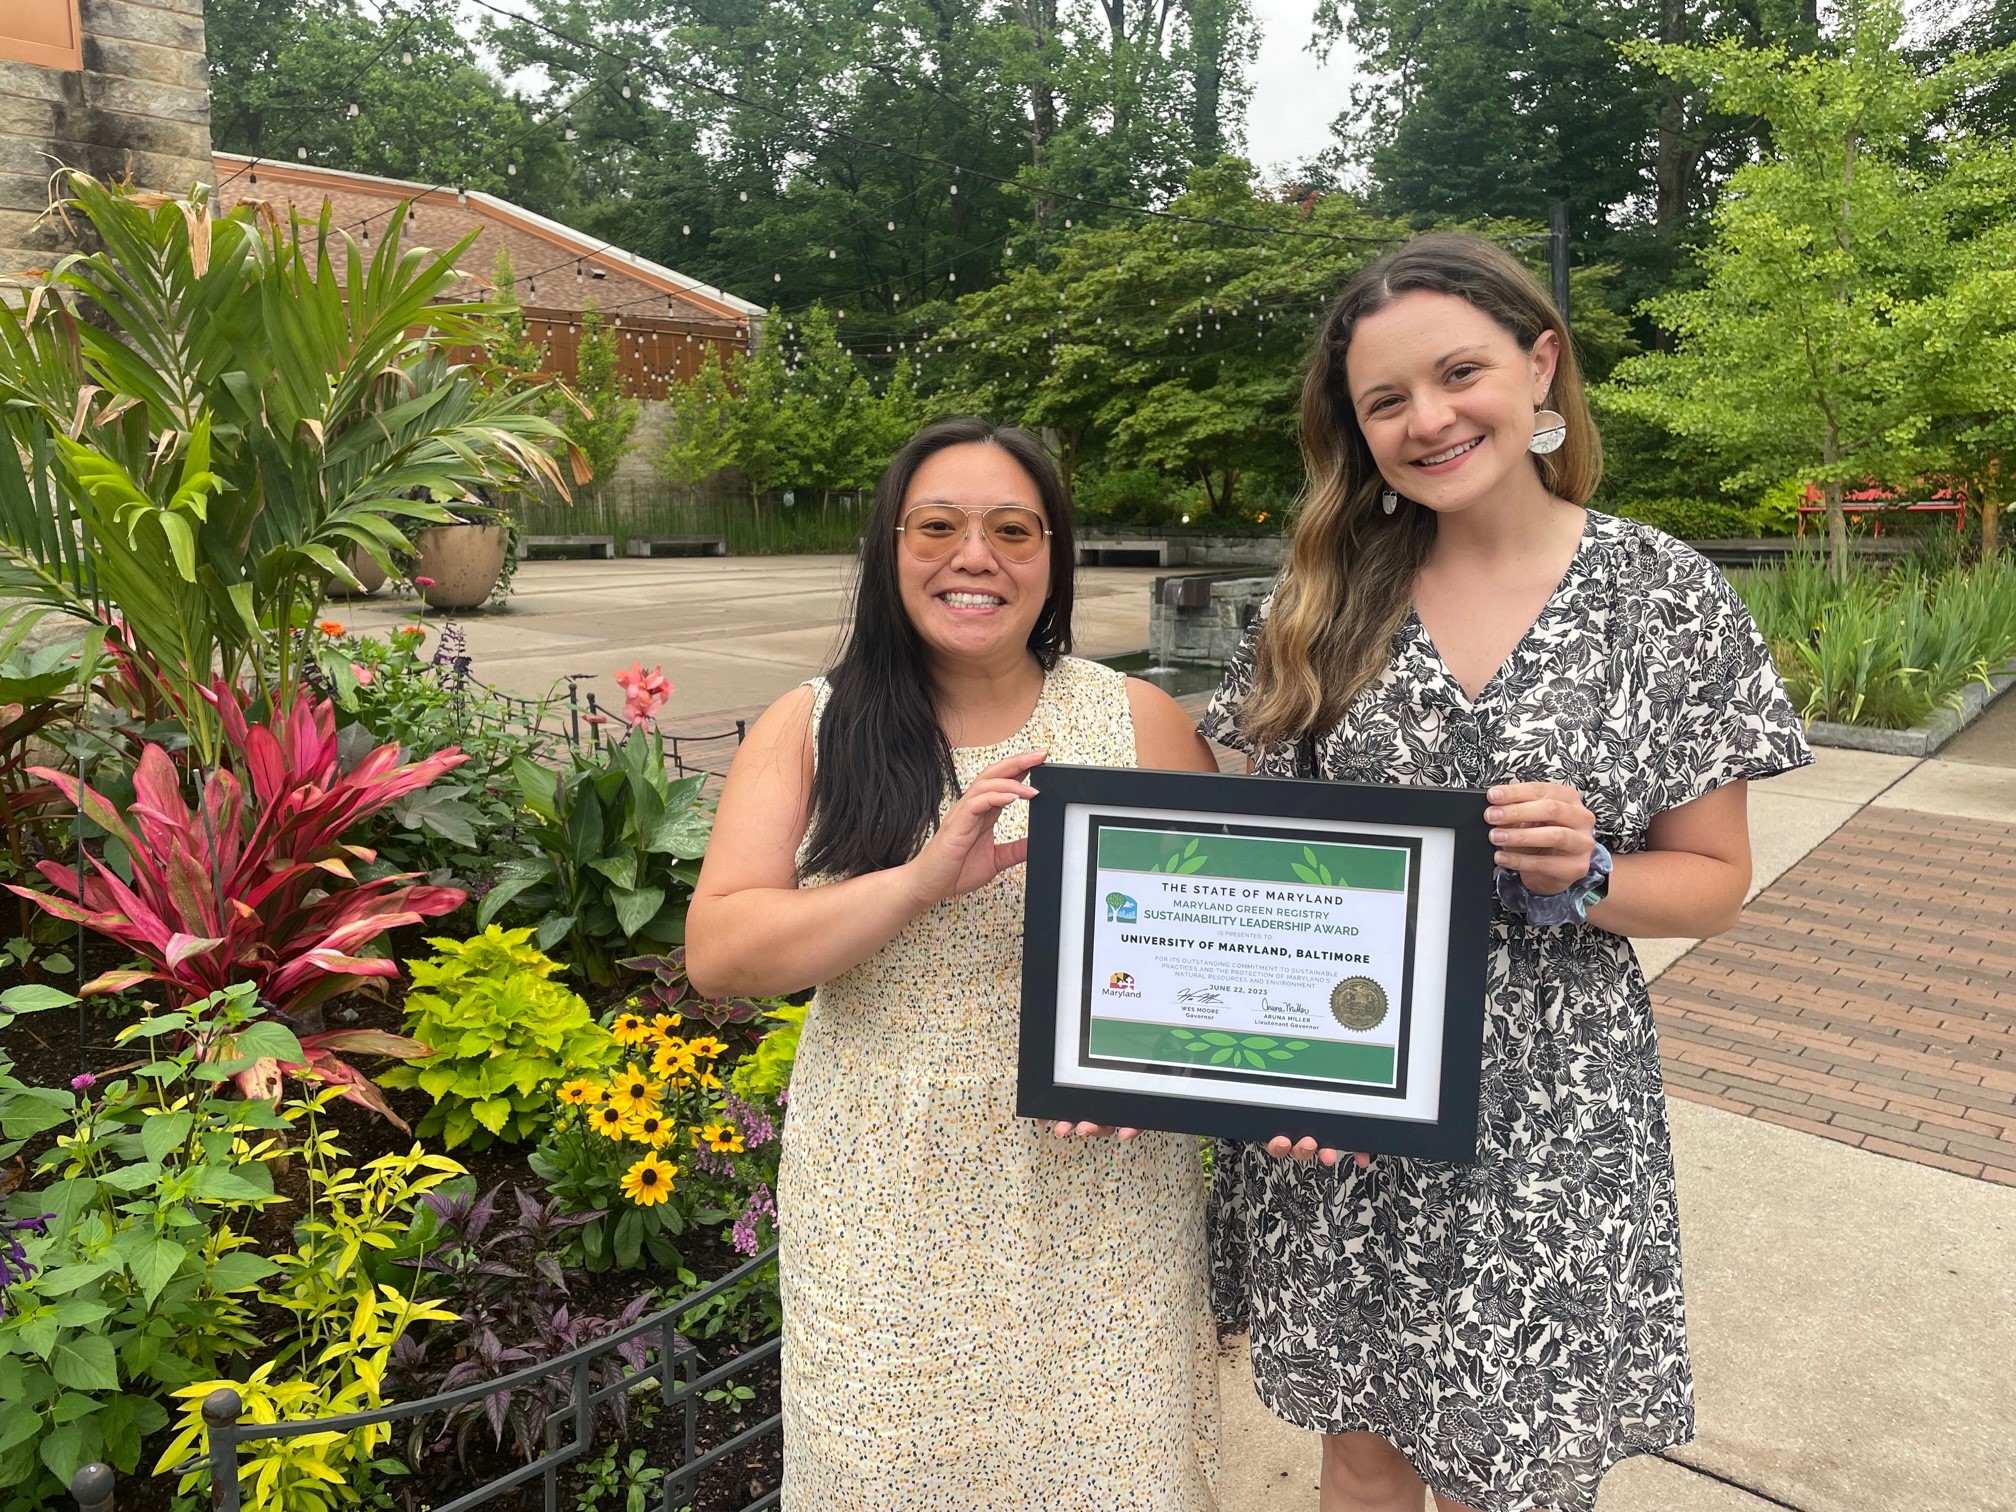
1485,781,1597,896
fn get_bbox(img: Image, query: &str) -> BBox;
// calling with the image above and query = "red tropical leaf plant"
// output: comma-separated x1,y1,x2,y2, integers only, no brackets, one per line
9,681,468,1127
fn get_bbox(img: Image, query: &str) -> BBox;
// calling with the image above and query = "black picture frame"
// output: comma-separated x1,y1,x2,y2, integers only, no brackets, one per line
1016,765,1494,1163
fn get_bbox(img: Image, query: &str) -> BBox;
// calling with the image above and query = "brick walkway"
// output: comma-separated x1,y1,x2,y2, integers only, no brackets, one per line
1653,806,2016,1187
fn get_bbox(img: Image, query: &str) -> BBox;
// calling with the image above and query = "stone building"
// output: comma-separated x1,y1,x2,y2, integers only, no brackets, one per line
0,0,213,282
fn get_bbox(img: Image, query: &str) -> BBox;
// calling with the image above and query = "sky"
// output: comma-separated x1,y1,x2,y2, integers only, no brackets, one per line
1241,0,1363,174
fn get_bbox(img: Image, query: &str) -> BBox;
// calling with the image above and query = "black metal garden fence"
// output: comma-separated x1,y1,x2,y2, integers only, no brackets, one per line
68,1245,783,1512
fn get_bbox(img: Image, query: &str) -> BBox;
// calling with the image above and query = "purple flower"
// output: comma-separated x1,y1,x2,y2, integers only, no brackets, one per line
721,1092,775,1149
69,1072,96,1093
1,1214,53,1314
691,1146,735,1177
730,1183,776,1257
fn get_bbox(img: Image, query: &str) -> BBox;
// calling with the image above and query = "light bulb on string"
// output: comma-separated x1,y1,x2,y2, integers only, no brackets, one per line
621,82,632,98
456,185,467,205
401,48,412,65
739,190,749,202
507,162,518,176
347,103,359,118
681,224,690,235
297,146,307,159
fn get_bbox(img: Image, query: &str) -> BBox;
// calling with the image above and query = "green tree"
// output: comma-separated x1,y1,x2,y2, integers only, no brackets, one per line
206,0,578,217
1602,0,2016,575
776,305,882,512
933,161,1407,511
655,348,740,491
0,177,570,763
564,306,642,493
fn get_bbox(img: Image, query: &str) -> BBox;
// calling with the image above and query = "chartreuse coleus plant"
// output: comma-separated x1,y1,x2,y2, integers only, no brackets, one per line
380,926,622,1149
0,984,296,1499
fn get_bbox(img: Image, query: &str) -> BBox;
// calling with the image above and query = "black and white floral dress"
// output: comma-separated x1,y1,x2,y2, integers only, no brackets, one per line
1202,510,1811,1512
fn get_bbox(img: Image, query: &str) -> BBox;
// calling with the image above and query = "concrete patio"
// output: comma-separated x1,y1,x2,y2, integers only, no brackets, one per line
333,557,2016,1512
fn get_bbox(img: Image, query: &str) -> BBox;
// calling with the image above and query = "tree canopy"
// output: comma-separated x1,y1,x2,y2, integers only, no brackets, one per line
1602,0,2016,572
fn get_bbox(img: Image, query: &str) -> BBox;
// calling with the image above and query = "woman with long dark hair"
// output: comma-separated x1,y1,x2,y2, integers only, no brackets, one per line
687,418,1221,1510
1205,235,1811,1511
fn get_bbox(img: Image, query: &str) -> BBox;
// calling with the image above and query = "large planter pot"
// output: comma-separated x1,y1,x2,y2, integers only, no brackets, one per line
411,524,507,610
325,548,388,598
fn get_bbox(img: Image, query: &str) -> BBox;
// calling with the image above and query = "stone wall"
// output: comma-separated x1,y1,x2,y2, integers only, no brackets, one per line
1077,529,1289,570
1149,574,1274,666
1,0,213,284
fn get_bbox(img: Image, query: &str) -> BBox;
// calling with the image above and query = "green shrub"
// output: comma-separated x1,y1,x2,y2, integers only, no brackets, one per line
381,927,621,1148
1734,556,2016,729
304,622,566,890
1074,468,1177,526
480,726,713,985
0,985,296,1498
1615,497,1756,540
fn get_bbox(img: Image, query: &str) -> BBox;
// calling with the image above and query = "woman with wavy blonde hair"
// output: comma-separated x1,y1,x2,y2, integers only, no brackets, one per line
1203,233,1811,1512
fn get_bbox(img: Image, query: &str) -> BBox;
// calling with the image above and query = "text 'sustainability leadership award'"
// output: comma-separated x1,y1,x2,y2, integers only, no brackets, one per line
1017,767,1493,1161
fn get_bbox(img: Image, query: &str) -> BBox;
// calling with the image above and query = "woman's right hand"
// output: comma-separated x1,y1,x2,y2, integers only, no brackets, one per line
1264,1135,1372,1170
901,750,1048,909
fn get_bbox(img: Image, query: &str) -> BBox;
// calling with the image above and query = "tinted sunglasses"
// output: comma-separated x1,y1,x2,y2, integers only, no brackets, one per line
895,504,1052,564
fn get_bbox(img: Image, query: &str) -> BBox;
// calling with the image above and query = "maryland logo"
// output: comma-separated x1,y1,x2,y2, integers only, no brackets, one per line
1107,971,1137,991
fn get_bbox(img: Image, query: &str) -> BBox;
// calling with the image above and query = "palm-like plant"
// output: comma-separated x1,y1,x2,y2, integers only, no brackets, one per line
0,171,576,763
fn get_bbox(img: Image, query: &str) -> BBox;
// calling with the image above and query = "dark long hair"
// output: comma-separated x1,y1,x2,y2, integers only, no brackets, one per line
801,418,1075,880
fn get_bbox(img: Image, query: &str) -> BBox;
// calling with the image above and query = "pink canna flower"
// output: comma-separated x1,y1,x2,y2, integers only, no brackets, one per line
613,663,673,723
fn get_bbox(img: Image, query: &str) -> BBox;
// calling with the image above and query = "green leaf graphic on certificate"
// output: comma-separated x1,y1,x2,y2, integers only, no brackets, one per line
1290,846,1339,887
1148,838,1210,875
1106,1020,1390,1085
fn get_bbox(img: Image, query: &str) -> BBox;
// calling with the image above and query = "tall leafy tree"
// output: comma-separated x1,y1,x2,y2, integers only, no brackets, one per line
1602,0,2016,574
205,0,578,217
562,306,641,493
1315,0,1820,292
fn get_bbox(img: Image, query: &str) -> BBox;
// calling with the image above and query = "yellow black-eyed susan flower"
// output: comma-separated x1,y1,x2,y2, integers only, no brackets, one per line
650,1040,696,1079
651,1012,683,1034
589,1102,629,1139
610,1012,653,1046
698,1122,745,1154
686,1035,728,1061
607,1064,662,1115
557,1080,602,1106
626,1109,673,1148
620,1152,677,1206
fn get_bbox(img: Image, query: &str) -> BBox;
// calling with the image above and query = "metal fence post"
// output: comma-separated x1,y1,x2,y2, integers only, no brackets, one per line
203,1386,245,1512
69,1462,114,1512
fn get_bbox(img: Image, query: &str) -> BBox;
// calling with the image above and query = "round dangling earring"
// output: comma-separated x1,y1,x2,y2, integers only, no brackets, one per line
1529,406,1568,456
1379,487,1400,516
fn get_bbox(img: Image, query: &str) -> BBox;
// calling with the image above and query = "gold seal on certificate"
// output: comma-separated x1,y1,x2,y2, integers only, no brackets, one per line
1330,975,1389,1032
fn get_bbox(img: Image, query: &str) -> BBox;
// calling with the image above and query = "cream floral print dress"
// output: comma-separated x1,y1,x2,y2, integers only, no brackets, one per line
779,655,1220,1512
1205,512,1811,1512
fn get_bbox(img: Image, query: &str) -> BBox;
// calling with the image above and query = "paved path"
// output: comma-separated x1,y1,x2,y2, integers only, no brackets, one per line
338,561,2016,1511
1656,805,2016,1185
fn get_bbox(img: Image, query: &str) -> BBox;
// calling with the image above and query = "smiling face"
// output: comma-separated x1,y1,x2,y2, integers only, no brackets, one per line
895,441,1053,669
1344,289,1561,520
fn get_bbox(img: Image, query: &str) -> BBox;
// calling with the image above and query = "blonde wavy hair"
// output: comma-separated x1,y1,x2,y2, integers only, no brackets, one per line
1239,233,1603,750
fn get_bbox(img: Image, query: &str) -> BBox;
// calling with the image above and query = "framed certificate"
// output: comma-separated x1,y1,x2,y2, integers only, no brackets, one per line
1016,765,1494,1162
